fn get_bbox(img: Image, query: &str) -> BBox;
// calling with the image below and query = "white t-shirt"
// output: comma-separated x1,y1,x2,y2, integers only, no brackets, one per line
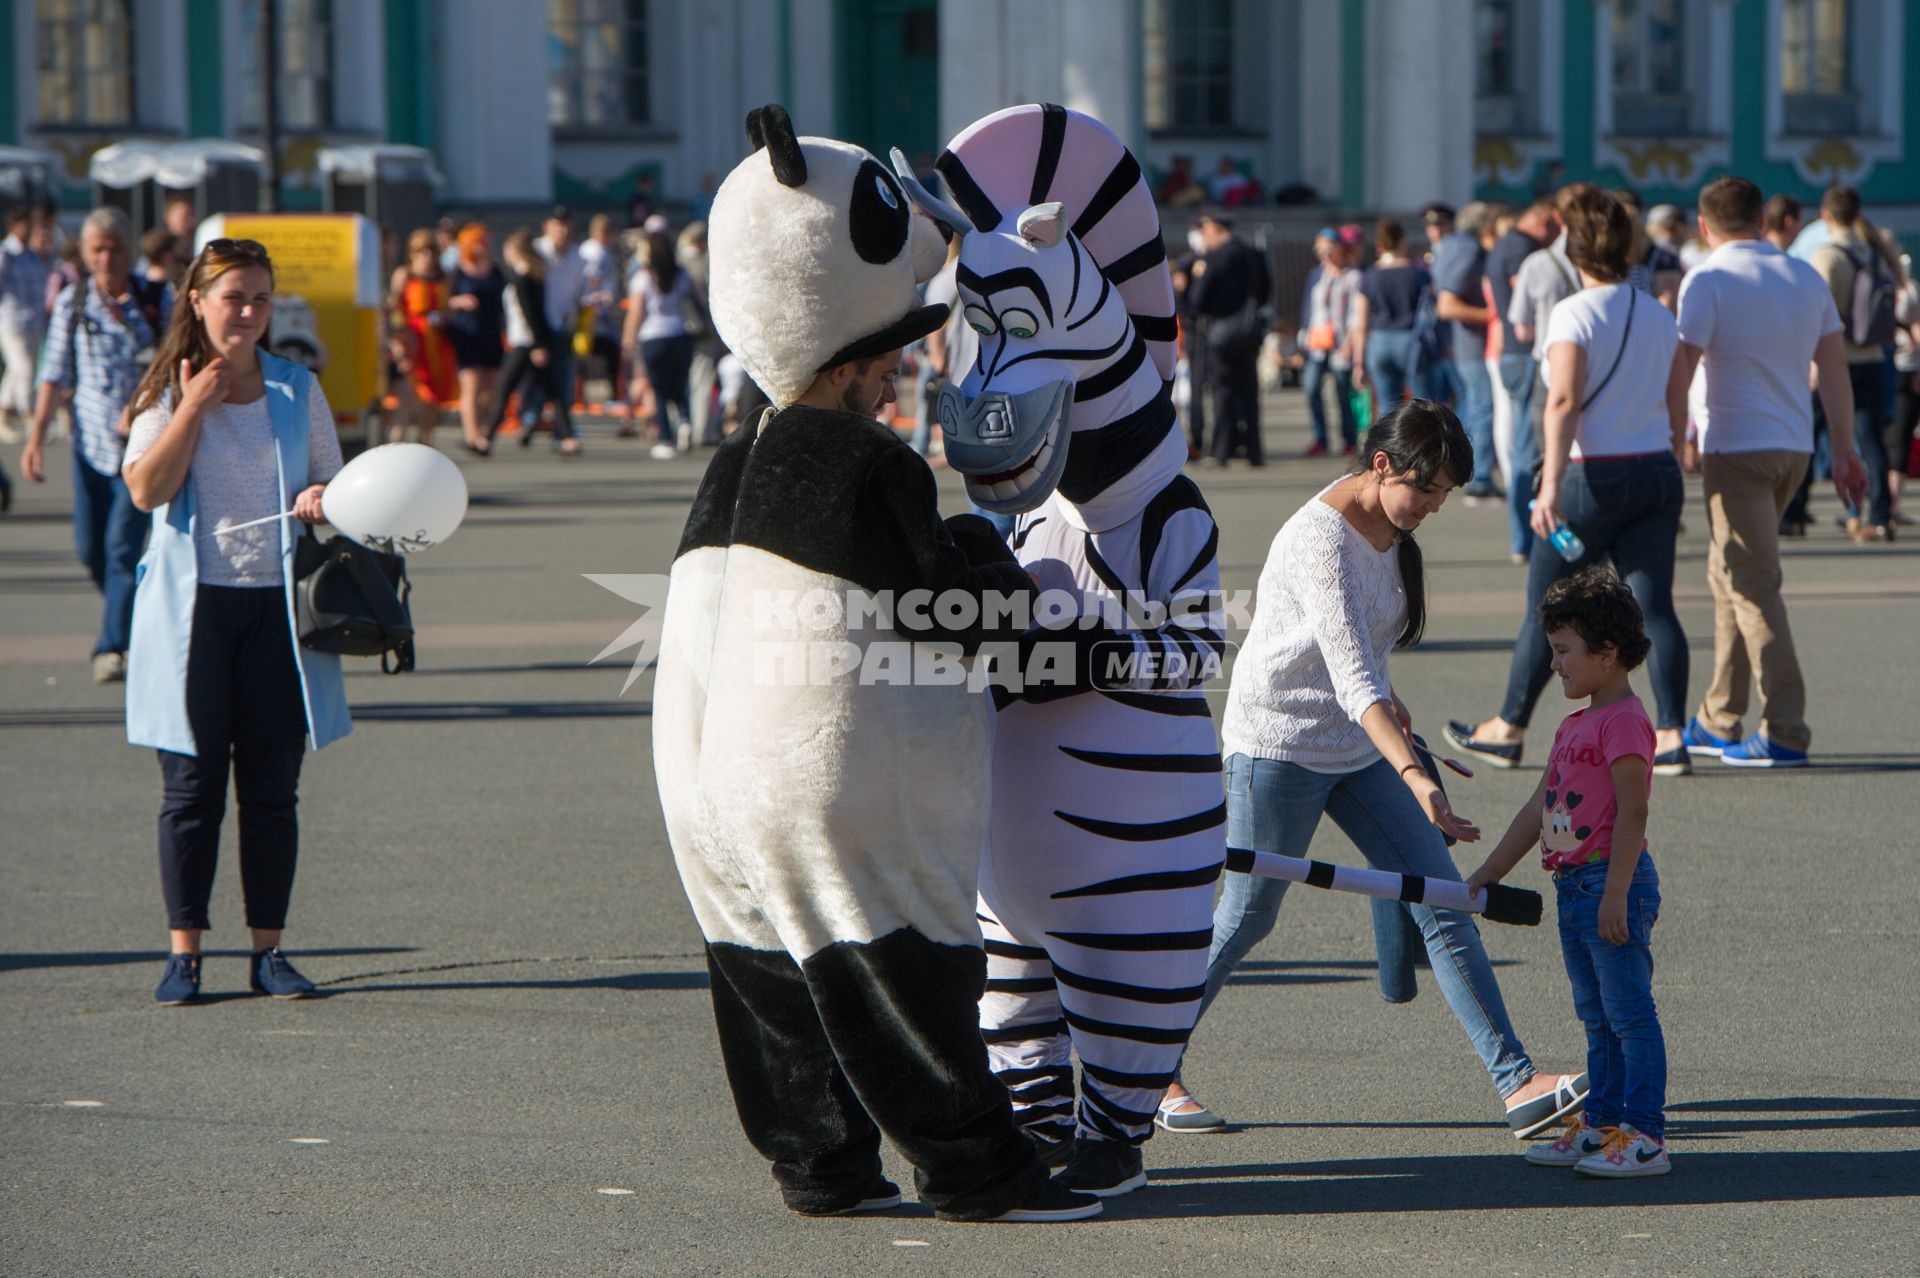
125,382,342,586
1544,283,1678,459
1676,238,1841,455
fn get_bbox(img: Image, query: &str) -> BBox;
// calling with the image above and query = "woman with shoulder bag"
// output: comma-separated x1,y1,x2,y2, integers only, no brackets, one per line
122,238,351,1006
1447,187,1692,775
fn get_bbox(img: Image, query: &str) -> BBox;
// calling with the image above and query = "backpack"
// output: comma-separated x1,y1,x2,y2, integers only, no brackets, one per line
66,275,166,352
1838,243,1898,348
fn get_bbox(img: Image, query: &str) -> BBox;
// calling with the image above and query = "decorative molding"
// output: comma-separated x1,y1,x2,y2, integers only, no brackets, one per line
1762,0,1902,187
1592,0,1731,185
1474,0,1564,188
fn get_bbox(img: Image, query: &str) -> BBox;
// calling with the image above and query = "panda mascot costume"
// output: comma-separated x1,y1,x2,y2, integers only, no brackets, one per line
891,105,1226,1198
651,105,1101,1224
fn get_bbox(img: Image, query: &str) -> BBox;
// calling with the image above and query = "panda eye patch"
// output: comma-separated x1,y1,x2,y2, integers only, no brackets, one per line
1001,308,1039,339
848,159,911,265
963,304,998,336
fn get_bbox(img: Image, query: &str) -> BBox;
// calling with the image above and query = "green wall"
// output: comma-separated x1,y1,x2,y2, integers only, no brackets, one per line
0,0,15,145
187,0,223,136
384,0,437,150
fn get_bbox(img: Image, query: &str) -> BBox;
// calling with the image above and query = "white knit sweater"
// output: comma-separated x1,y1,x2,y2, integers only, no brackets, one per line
1221,488,1407,772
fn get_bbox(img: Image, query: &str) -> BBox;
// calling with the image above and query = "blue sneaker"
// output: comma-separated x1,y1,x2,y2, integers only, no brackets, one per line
1682,717,1741,758
1720,734,1808,769
155,953,201,1006
250,948,318,999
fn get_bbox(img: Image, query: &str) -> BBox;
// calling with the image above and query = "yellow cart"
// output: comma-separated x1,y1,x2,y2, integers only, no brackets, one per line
196,213,387,449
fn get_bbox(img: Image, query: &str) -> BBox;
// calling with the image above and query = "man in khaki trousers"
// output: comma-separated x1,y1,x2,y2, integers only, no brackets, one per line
1671,178,1867,768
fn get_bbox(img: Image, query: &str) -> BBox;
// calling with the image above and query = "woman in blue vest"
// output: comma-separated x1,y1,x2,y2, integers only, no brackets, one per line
122,237,351,1006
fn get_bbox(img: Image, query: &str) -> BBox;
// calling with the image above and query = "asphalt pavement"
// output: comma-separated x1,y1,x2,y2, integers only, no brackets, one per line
3,397,1917,1277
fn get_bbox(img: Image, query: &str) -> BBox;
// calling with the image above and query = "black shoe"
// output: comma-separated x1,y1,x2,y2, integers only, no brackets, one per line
973,1178,1103,1223
154,953,201,1006
1024,1126,1075,1169
1651,746,1692,777
1059,1137,1147,1198
250,948,317,999
793,1176,905,1216
1445,720,1523,769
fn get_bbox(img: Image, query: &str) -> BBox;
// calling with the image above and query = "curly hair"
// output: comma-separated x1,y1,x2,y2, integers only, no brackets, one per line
1538,565,1651,670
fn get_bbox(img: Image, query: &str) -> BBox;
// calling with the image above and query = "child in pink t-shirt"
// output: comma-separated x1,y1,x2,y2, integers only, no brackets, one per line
1469,566,1670,1177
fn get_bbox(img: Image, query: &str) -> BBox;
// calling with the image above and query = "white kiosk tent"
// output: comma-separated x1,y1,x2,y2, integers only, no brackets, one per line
319,145,443,239
89,140,267,242
0,147,62,211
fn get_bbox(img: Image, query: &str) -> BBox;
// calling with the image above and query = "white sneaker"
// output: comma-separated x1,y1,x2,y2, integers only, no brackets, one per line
648,443,677,461
1575,1123,1671,1177
1524,1114,1608,1167
92,651,126,684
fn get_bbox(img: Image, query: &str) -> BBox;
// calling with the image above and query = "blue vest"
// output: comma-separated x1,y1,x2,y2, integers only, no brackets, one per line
125,353,353,754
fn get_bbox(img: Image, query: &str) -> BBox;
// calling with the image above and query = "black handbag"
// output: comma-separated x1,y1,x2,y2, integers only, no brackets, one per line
293,532,415,673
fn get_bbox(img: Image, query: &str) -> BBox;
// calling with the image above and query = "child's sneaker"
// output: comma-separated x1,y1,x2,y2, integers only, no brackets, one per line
1575,1124,1671,1177
1524,1114,1609,1167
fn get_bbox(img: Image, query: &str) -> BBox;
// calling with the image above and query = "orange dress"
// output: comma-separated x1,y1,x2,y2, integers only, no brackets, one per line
398,275,458,406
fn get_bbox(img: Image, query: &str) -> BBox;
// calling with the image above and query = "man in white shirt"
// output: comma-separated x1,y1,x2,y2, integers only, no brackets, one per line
1670,176,1867,768
530,207,590,425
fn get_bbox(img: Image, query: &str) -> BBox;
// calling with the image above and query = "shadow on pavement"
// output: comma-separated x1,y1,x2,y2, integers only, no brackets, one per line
1129,1148,1920,1215
1667,1095,1920,1135
328,970,708,994
0,947,418,973
0,702,651,728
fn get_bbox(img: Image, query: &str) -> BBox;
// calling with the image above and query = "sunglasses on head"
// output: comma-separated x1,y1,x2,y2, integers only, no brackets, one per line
198,237,271,261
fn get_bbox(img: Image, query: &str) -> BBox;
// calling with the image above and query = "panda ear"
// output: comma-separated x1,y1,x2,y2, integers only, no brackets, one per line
746,103,807,188
1017,202,1068,248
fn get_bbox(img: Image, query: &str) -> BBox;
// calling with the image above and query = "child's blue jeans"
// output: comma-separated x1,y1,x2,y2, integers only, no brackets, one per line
1555,852,1666,1139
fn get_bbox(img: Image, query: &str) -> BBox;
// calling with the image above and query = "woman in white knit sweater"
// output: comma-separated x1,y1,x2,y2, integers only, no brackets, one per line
1159,400,1587,1138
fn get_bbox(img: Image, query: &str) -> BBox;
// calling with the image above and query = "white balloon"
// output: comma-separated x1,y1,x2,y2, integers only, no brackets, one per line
320,443,468,554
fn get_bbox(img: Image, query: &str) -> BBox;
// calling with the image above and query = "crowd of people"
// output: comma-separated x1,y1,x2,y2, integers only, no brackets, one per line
1254,181,1917,556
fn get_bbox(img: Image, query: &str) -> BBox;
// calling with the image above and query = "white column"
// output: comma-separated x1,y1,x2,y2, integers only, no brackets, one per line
135,0,189,134
1366,0,1475,210
331,0,387,136
940,0,1140,151
786,0,838,137
434,0,550,204
1059,0,1139,150
1296,0,1342,201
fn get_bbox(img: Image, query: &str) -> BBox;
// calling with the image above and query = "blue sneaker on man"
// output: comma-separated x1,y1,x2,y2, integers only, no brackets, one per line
1720,734,1808,769
154,953,201,1006
250,949,318,999
1682,717,1741,758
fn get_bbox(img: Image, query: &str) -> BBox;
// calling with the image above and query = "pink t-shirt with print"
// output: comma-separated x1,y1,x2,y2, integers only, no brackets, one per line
1540,694,1655,871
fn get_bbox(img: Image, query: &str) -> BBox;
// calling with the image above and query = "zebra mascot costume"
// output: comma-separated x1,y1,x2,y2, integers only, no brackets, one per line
894,104,1226,1197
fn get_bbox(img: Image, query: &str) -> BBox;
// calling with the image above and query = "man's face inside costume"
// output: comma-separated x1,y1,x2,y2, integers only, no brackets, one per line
838,352,904,418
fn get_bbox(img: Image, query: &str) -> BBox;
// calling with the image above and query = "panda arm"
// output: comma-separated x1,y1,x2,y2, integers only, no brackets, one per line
863,445,1036,653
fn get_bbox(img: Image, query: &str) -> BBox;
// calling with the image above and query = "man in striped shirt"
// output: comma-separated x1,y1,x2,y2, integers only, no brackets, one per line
20,207,172,683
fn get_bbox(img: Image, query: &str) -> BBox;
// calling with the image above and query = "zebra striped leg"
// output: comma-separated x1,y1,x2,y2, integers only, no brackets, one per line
1224,847,1544,926
978,903,1077,1147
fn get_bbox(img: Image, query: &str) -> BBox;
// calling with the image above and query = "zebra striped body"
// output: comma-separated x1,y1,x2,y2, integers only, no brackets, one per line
928,105,1225,1149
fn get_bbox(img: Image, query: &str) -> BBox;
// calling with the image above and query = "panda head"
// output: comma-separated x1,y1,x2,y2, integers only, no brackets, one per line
708,105,949,408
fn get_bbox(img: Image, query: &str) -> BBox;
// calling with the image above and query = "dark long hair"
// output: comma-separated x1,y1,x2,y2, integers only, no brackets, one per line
127,239,276,421
1353,398,1473,647
645,228,680,295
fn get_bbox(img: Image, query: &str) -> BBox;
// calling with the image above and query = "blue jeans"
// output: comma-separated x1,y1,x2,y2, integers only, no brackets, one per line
1303,354,1357,448
1452,356,1496,488
1365,330,1416,419
1500,454,1689,730
72,449,149,656
1555,854,1665,1139
1499,353,1540,557
1192,753,1537,1099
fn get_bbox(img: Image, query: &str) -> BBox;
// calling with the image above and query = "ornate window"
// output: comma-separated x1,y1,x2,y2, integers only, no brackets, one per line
1143,0,1235,132
236,0,336,132
1475,0,1535,134
1781,0,1855,133
34,0,135,128
548,0,654,130
1610,0,1690,135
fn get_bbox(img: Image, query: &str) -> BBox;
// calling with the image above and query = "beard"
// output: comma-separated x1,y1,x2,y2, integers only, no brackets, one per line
839,379,871,416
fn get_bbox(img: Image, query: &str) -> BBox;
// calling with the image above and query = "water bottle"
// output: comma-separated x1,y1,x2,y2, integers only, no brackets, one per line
1529,501,1586,562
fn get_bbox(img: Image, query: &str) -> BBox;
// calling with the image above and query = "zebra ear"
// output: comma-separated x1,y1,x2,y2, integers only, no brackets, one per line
889,147,971,240
1017,202,1067,248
